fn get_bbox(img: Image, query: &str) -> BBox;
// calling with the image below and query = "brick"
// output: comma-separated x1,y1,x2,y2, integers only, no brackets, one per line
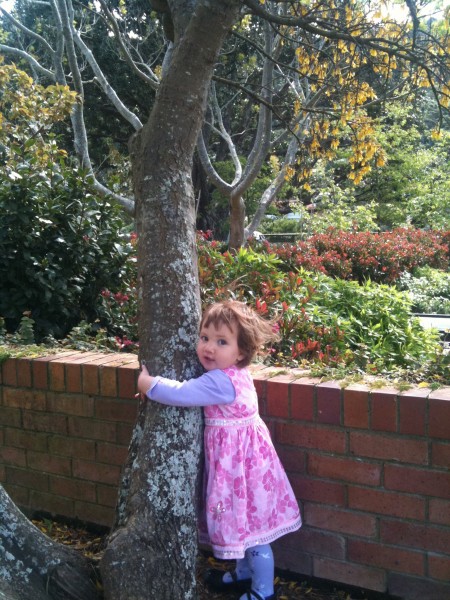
118,363,139,399
292,526,345,559
380,519,450,554
429,394,450,439
97,483,119,507
62,352,100,364
348,539,424,575
22,411,67,435
116,422,134,445
46,392,94,417
432,442,450,468
308,454,381,486
66,362,82,393
29,490,75,518
273,543,312,576
313,557,386,592
68,416,117,442
27,451,72,477
290,378,316,421
4,483,29,507
429,499,450,526
0,407,22,427
3,388,46,411
33,358,51,389
64,354,108,394
49,361,66,392
74,500,115,528
276,423,346,453
385,464,450,499
48,436,95,460
266,375,290,418
316,381,341,425
6,466,49,491
343,385,370,429
96,442,128,466
49,475,96,502
428,554,450,581
275,446,307,474
349,431,428,465
2,359,17,386
1,446,26,467
348,486,425,520
4,428,48,452
94,398,137,423
100,366,118,398
289,474,345,506
399,393,427,436
388,572,450,600
16,359,32,388
252,378,266,402
304,503,376,537
82,364,99,395
370,389,398,432
73,459,121,485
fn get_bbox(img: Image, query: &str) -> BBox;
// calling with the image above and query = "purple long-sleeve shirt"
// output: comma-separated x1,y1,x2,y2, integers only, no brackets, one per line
147,369,235,407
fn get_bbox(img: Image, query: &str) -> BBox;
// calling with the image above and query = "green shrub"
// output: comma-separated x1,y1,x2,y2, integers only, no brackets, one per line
306,276,441,372
197,234,442,374
398,267,450,314
0,160,134,340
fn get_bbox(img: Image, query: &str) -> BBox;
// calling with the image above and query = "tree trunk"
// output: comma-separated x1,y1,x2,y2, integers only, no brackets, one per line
0,485,98,600
229,193,246,250
99,2,240,599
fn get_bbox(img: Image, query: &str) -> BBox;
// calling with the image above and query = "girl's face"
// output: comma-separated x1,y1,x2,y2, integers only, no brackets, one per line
197,321,244,371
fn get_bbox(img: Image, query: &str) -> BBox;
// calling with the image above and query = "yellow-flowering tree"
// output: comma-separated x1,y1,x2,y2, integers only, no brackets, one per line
0,61,77,172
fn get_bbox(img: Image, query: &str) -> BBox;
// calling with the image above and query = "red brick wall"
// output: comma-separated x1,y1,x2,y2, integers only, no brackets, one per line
1,352,449,600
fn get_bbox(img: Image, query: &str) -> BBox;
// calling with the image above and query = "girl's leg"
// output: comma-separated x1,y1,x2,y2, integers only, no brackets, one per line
222,556,252,583
240,543,274,599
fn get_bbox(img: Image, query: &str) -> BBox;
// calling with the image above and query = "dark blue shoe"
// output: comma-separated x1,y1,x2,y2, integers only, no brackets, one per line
204,568,251,592
241,590,276,600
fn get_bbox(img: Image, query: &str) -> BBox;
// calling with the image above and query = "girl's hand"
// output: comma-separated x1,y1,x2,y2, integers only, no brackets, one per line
137,364,154,398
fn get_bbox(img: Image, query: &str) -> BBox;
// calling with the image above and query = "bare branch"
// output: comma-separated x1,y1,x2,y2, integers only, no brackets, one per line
97,0,160,90
71,28,144,131
0,6,55,55
0,44,55,80
92,179,135,214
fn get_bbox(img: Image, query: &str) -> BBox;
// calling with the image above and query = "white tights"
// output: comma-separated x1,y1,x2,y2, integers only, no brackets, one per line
223,543,274,599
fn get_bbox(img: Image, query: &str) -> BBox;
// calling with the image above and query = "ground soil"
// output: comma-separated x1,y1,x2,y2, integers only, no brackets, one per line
33,517,390,600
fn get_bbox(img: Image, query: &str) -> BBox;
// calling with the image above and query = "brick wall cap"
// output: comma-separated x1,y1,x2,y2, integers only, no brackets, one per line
317,380,342,390
399,387,431,398
343,383,372,393
369,386,399,396
429,388,450,400
291,376,321,386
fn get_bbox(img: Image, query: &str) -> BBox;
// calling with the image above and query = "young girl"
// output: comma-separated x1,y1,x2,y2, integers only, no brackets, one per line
137,300,301,600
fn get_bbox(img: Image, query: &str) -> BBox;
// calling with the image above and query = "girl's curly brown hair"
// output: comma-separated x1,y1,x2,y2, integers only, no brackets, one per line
200,300,279,368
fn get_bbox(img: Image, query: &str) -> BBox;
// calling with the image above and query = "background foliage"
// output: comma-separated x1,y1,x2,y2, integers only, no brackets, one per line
0,56,449,384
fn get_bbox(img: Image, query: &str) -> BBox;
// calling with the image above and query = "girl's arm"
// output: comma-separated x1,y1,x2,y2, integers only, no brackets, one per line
138,365,235,407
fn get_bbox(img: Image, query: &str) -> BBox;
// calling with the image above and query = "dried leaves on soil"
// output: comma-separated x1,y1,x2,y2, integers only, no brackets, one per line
33,518,372,600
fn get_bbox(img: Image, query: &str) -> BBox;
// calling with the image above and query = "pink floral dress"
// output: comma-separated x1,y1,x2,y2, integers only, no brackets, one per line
198,366,301,559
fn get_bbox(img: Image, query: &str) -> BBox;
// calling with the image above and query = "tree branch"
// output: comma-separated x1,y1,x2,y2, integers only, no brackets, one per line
0,44,55,80
97,0,160,91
